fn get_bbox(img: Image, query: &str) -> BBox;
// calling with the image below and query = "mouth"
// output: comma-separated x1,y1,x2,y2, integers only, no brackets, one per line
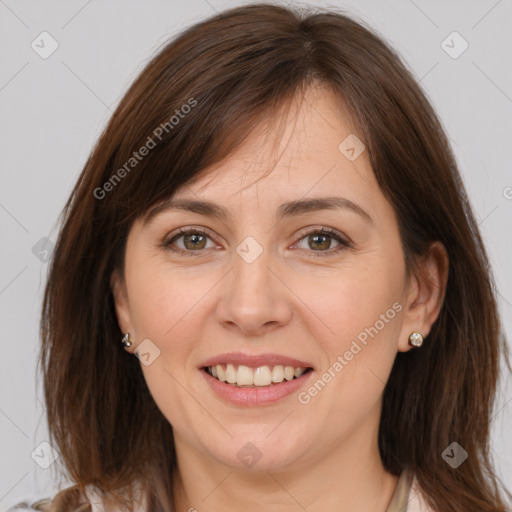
202,364,314,388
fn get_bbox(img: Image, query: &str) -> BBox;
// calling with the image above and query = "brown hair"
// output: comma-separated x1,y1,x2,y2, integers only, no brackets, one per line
37,2,511,511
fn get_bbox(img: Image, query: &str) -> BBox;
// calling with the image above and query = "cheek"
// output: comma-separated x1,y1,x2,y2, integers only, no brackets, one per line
293,255,404,410
125,264,215,432
126,259,218,363
294,257,403,351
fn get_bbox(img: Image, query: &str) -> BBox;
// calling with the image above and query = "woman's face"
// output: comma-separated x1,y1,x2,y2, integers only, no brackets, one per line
112,86,442,472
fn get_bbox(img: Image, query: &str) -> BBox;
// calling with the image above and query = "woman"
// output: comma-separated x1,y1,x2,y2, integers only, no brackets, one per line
10,2,511,511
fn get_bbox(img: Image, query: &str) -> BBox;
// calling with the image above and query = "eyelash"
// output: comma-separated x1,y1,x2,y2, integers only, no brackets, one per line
162,226,353,258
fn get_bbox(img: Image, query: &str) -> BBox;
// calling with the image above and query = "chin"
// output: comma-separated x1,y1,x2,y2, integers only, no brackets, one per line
203,428,311,472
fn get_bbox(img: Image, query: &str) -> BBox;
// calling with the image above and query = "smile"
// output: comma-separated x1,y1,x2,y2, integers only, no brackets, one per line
203,364,312,387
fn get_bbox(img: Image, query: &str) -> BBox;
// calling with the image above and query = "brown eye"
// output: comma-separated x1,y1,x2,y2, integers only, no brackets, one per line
307,233,333,251
293,228,352,257
164,229,215,256
182,232,208,250
163,226,352,258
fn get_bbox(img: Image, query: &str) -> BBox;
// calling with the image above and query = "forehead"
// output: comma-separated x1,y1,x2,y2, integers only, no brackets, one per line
174,86,380,205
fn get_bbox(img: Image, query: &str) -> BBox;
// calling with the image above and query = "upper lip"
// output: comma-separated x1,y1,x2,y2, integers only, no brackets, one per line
200,352,313,369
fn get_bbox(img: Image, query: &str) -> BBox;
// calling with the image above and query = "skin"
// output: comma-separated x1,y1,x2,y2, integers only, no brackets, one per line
111,84,449,512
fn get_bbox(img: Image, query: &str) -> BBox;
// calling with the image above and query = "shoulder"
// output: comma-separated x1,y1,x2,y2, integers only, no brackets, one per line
5,485,90,512
407,475,436,512
5,500,52,511
84,482,148,512
387,470,436,512
5,481,147,512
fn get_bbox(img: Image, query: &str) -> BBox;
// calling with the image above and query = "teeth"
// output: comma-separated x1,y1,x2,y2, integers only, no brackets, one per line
206,364,308,387
237,365,254,386
253,366,272,386
225,363,237,384
271,365,284,383
284,366,295,381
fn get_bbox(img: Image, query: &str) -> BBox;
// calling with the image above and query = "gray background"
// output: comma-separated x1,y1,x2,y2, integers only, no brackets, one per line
0,0,511,508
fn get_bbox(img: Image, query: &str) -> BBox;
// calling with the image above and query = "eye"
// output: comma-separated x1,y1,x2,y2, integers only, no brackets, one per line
163,228,217,256
292,227,353,257
162,226,353,257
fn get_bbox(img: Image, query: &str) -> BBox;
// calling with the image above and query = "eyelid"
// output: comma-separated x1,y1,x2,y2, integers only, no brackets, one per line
163,225,220,244
291,226,353,255
294,225,351,243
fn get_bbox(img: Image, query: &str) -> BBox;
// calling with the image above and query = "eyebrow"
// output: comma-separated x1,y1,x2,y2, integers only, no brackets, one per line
143,196,373,226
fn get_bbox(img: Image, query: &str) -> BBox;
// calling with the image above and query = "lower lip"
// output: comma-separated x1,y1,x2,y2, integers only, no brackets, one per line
200,368,314,406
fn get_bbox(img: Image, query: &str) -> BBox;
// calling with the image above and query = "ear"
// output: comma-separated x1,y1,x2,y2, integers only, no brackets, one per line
398,241,449,352
110,269,135,352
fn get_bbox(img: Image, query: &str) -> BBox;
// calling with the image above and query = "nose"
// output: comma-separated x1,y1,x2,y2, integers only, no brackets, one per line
215,246,293,337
